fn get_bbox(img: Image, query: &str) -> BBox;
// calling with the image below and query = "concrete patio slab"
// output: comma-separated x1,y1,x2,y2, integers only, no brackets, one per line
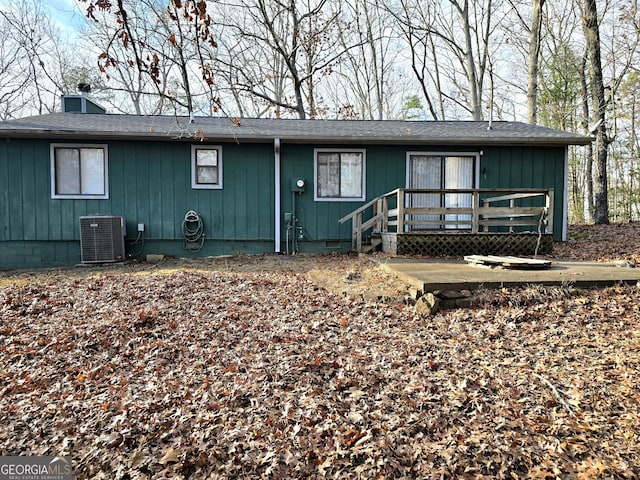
377,258,640,292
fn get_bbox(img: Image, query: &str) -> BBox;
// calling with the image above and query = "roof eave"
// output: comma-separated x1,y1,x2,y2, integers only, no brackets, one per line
276,136,593,146
0,130,594,147
0,130,206,142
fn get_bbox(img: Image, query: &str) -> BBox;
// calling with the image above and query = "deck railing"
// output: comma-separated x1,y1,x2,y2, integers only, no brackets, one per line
338,188,554,252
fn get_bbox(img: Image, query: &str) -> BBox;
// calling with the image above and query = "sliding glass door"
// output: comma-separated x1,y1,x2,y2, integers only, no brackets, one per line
408,153,476,230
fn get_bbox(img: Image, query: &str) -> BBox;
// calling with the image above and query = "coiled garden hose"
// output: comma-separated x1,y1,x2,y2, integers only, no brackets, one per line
182,210,205,252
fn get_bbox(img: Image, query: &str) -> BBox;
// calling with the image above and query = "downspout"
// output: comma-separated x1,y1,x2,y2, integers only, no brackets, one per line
274,138,281,253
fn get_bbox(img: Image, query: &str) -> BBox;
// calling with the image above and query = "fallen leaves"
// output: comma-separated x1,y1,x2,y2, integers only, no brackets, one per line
159,447,182,465
553,222,640,264
0,225,639,478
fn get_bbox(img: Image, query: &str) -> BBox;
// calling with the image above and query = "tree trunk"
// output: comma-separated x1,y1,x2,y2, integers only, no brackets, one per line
580,55,594,222
458,0,482,120
582,0,609,224
527,0,545,124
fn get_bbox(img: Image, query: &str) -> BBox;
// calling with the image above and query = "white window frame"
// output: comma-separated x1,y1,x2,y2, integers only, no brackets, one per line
314,148,366,202
191,145,223,189
50,143,109,199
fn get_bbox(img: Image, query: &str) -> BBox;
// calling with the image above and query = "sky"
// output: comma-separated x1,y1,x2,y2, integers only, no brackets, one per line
44,0,86,38
0,0,85,38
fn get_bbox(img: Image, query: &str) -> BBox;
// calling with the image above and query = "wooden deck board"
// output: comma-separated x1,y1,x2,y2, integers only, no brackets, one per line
464,255,552,270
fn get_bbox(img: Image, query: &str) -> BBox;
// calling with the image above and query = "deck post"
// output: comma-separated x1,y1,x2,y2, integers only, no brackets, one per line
509,198,515,232
472,190,479,233
354,213,363,252
546,189,554,233
381,196,389,232
397,189,405,233
481,197,488,232
375,198,383,231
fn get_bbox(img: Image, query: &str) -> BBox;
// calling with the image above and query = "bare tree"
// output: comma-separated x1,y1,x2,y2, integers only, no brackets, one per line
329,0,403,119
609,73,640,220
214,0,367,119
582,0,609,224
79,0,218,116
388,0,445,119
0,0,91,118
599,0,640,221
389,0,503,121
84,18,155,115
81,2,187,115
0,11,32,119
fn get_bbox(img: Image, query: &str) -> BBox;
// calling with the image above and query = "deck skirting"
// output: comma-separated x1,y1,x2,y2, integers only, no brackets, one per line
381,232,553,257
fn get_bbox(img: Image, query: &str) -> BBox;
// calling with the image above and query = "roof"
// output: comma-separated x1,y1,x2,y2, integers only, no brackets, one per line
0,113,593,146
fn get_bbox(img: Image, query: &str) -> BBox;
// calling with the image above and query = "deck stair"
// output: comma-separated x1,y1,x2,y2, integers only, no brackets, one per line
360,234,382,254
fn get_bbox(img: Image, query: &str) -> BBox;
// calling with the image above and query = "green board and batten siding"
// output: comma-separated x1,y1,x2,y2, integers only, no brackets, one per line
1,139,276,268
280,144,565,247
1,136,567,269
279,144,407,250
478,145,565,238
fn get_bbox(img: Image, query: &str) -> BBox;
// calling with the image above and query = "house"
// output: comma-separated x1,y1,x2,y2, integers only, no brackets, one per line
0,96,592,269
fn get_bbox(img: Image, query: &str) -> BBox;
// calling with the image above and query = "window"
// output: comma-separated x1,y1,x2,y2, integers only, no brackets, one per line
314,149,365,201
192,145,223,189
51,144,108,199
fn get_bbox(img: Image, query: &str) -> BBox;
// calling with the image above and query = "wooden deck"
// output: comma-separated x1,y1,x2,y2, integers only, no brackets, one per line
340,188,554,255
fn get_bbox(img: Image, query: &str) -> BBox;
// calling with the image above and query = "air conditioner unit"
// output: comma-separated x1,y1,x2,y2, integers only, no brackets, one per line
79,215,126,263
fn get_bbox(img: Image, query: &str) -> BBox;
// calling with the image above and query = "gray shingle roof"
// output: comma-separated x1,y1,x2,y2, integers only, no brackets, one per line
0,113,592,146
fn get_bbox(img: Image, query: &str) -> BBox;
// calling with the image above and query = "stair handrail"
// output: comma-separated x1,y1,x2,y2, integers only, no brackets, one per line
338,188,401,225
339,188,401,252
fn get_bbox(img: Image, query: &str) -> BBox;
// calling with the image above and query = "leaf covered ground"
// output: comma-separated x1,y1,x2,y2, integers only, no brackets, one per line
1,224,640,479
551,222,640,265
